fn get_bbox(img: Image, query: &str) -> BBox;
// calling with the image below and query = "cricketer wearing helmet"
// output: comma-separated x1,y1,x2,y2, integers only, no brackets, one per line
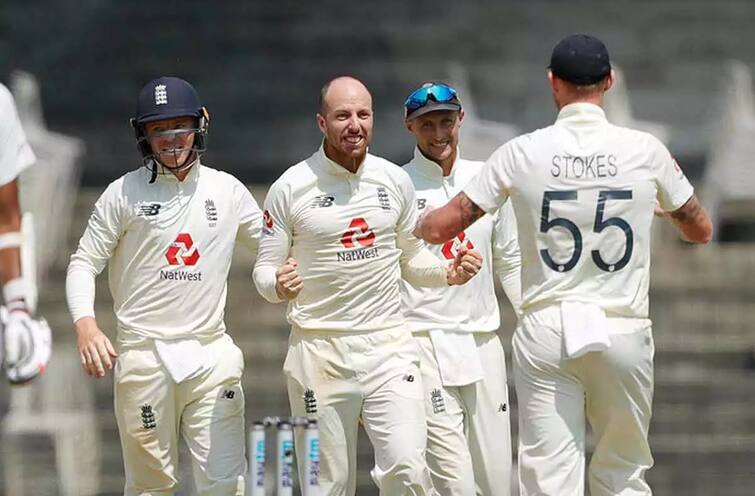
416,35,713,496
401,82,521,496
66,76,262,495
0,82,51,385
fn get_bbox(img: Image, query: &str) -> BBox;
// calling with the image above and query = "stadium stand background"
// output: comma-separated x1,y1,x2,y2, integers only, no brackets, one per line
2,1,755,494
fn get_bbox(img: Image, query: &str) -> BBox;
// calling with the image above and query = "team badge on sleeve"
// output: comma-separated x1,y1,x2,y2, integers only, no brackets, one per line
262,210,274,235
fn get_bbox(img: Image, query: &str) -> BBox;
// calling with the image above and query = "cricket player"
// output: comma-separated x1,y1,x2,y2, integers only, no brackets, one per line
0,82,51,385
253,76,482,496
415,34,713,496
401,82,521,495
65,76,262,495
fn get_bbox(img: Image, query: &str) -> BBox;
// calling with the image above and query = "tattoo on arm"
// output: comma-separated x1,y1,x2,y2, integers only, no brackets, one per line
458,192,485,228
670,195,702,223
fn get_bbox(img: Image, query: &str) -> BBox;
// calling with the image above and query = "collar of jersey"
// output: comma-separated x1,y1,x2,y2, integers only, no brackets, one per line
556,102,607,125
318,142,368,178
410,146,460,182
149,160,202,185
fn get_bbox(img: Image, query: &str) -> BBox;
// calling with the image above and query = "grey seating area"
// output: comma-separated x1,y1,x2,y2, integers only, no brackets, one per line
6,1,755,183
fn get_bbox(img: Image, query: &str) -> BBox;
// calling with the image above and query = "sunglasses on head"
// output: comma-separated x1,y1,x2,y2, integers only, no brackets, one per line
404,83,458,111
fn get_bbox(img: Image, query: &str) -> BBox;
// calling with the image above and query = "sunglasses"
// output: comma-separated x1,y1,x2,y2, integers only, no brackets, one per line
404,83,458,111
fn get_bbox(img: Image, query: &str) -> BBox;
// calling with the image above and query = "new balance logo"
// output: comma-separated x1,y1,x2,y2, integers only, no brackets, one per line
222,389,235,400
310,195,335,208
141,404,156,429
154,84,168,105
431,389,445,414
138,203,161,216
403,374,415,383
417,198,427,210
498,402,507,413
303,388,317,414
377,187,390,210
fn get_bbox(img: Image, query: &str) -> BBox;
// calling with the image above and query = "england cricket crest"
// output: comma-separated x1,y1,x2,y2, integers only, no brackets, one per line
430,389,446,414
205,199,218,227
140,404,157,429
303,388,317,414
154,84,168,105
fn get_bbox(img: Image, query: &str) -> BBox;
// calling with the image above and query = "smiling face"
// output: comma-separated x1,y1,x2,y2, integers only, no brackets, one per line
317,77,373,169
406,109,464,165
144,116,197,169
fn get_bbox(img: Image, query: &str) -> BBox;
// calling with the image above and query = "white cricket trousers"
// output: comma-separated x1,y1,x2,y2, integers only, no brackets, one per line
114,334,246,495
415,332,512,496
283,325,437,496
513,306,654,496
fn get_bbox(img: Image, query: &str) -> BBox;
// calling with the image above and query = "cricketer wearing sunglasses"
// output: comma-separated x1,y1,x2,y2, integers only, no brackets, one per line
416,35,712,496
400,82,521,496
254,76,482,496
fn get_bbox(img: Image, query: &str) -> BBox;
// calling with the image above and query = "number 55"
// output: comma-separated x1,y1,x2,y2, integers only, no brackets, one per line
540,190,634,273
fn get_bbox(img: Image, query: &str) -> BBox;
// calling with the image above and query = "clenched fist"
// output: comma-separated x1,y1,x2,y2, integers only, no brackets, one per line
446,246,482,286
275,257,303,300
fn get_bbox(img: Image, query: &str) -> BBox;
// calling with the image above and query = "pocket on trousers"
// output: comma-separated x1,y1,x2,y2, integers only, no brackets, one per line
390,363,425,401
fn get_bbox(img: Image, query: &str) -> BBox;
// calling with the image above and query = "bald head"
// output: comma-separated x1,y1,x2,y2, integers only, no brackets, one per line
316,76,374,171
319,76,372,115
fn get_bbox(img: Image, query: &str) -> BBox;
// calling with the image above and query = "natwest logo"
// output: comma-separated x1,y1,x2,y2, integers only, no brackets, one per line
165,233,200,266
337,218,379,263
340,218,375,248
441,232,474,260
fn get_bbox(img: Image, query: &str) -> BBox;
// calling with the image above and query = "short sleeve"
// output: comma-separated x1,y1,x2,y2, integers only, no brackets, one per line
463,141,514,214
653,138,694,212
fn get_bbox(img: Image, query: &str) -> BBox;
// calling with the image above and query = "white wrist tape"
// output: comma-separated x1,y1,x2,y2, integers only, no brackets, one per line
0,232,23,250
0,214,38,313
3,277,29,312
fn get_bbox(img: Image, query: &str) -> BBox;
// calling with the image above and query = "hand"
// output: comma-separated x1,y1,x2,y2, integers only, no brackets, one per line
654,201,669,218
446,247,482,286
3,310,52,385
275,257,303,300
75,316,117,379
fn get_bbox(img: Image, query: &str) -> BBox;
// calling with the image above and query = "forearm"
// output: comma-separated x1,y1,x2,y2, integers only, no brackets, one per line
401,247,448,288
66,264,96,323
418,192,486,244
0,180,22,285
668,195,713,244
0,248,21,286
253,264,284,303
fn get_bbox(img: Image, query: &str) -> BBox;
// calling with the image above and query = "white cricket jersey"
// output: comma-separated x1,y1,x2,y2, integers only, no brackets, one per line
464,103,694,318
253,145,432,332
67,163,262,344
0,83,36,185
401,148,521,333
